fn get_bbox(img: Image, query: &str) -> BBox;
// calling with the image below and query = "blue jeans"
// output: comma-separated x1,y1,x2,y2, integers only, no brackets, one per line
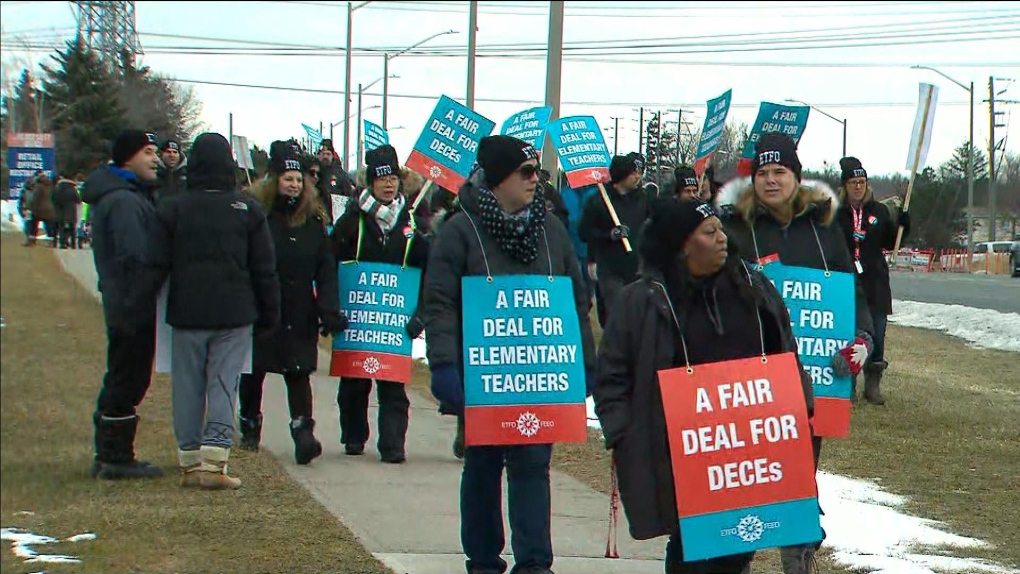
665,533,754,573
869,309,888,364
461,444,553,574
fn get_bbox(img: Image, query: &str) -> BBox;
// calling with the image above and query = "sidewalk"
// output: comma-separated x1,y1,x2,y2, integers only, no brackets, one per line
56,248,666,574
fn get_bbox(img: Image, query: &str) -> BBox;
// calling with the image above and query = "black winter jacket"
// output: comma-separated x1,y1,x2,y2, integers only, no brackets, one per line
423,171,596,374
144,189,281,331
81,166,159,331
578,183,653,283
594,262,812,541
715,178,875,341
835,196,908,315
156,156,188,202
254,212,339,374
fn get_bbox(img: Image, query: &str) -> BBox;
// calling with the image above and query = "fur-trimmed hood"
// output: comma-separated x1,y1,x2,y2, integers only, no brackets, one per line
714,176,841,226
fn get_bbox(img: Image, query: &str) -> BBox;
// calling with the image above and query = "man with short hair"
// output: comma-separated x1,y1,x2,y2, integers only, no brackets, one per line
81,129,164,480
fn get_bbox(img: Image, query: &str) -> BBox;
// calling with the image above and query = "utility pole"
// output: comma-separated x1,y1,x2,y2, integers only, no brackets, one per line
984,76,1018,242
676,109,683,167
466,0,478,109
638,107,644,155
611,116,620,155
989,76,997,241
542,1,564,176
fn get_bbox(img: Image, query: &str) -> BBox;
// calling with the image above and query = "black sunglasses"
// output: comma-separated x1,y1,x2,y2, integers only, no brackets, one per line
308,170,320,178
518,164,539,179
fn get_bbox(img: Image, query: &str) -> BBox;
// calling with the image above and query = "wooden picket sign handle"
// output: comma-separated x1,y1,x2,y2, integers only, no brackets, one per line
893,88,934,259
597,182,632,252
410,179,434,212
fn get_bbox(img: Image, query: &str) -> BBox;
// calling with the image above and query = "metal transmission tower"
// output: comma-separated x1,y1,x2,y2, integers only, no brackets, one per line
72,1,142,66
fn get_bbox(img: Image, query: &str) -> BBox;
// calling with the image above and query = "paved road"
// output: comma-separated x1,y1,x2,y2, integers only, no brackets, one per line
891,272,1020,314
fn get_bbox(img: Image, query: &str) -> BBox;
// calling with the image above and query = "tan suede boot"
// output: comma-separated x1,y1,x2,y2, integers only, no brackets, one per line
198,445,241,490
178,449,202,488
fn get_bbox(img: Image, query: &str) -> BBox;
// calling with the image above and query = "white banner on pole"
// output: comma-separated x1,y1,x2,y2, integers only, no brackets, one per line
906,82,939,172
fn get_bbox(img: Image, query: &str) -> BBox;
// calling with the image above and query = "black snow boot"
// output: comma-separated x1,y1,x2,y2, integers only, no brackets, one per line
91,412,164,480
864,360,888,405
239,414,263,451
291,417,323,465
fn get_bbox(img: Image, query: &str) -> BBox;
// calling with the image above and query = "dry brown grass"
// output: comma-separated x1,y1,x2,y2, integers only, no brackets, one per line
0,234,394,574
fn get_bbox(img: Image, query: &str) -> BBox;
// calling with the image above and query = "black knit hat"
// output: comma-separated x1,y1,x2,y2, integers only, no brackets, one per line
365,144,401,186
751,132,802,181
674,166,698,189
839,156,867,185
640,197,719,267
159,138,181,153
610,154,644,184
112,129,157,167
476,135,539,188
318,139,335,154
268,140,303,175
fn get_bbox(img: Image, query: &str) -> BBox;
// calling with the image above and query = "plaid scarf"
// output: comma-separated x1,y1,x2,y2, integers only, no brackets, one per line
359,188,405,234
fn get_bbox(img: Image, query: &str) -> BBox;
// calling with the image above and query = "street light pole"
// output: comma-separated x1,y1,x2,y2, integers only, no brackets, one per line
357,75,390,171
543,1,564,177
912,66,976,262
382,29,459,130
343,1,375,168
784,98,847,157
344,2,353,167
466,0,478,108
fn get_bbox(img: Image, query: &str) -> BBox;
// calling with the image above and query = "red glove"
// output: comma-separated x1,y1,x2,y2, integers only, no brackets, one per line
832,333,872,377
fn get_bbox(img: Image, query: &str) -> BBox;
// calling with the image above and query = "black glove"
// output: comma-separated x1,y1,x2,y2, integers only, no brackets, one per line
320,312,349,337
406,314,425,339
898,210,910,228
609,224,629,241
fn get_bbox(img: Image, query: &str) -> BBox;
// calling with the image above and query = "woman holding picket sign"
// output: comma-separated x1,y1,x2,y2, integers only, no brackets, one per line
423,135,596,574
331,144,430,464
594,197,818,574
715,133,875,574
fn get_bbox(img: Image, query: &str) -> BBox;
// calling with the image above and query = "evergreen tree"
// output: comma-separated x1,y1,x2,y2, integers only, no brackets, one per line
40,36,124,175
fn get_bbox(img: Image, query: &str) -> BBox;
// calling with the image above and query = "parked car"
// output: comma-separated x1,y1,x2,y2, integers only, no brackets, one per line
1010,240,1020,277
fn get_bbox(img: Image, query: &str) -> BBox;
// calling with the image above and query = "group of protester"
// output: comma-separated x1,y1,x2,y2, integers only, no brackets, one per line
80,123,908,573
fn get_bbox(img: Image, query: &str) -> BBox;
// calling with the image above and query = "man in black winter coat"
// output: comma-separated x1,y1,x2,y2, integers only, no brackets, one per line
316,139,356,223
578,152,652,327
81,129,164,480
141,132,281,489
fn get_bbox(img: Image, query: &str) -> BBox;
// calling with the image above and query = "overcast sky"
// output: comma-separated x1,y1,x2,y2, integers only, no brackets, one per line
2,0,1018,177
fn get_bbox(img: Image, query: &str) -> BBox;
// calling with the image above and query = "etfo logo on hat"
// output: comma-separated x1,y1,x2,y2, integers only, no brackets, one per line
284,159,301,171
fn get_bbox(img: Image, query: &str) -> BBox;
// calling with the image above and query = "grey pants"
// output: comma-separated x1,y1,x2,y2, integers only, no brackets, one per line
171,326,252,450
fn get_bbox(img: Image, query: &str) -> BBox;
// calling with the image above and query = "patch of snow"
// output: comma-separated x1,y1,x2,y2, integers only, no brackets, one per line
1,527,96,566
890,299,1020,353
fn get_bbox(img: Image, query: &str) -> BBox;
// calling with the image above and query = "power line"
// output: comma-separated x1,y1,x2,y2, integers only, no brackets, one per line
6,22,1015,59
166,75,974,109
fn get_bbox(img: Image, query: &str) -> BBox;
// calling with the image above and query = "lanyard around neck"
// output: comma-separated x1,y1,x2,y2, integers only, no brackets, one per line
355,214,414,269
